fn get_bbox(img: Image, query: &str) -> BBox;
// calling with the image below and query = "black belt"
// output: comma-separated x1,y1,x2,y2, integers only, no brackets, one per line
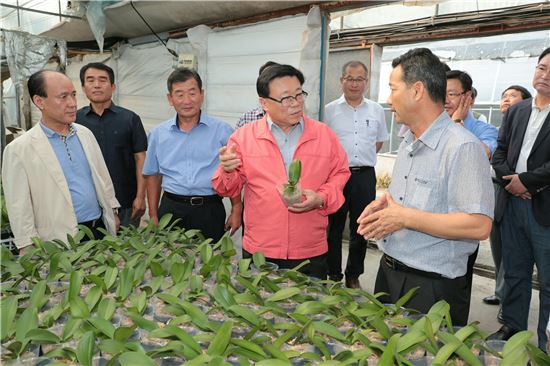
79,216,103,229
164,192,222,206
383,254,442,279
349,166,373,173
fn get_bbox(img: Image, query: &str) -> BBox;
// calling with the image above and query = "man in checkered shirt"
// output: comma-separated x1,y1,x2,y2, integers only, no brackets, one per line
236,61,278,128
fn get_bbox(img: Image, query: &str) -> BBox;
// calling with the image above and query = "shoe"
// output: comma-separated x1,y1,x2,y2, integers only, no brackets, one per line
497,308,504,324
482,295,500,305
328,274,343,282
345,277,361,289
487,325,519,341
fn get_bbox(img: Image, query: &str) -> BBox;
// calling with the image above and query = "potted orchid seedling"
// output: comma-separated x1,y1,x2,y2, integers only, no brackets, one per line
278,159,302,206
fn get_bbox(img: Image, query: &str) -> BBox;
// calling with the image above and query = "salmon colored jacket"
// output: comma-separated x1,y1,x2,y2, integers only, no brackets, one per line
212,115,350,260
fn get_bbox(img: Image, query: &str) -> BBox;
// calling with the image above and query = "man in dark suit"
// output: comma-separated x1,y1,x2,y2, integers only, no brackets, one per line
489,47,550,350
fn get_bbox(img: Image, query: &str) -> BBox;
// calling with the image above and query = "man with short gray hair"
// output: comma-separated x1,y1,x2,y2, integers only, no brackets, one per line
324,60,388,288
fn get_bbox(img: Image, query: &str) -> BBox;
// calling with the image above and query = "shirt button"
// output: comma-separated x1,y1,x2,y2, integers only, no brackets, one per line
404,176,407,179
409,153,413,157
399,197,403,201
383,239,387,243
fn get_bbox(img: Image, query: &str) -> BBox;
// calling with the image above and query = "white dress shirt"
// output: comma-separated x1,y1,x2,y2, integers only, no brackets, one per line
516,97,550,173
324,95,389,167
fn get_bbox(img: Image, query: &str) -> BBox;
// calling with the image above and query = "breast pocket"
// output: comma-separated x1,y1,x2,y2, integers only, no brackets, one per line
408,175,438,210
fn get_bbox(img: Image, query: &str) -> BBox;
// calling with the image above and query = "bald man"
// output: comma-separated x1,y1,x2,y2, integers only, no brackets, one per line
2,70,119,253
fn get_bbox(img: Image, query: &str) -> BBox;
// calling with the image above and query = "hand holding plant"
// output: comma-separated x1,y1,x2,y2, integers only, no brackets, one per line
277,159,302,206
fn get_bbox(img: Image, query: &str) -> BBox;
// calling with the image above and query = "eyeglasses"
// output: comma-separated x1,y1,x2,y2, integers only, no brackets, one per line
446,91,465,98
265,91,308,107
342,77,367,84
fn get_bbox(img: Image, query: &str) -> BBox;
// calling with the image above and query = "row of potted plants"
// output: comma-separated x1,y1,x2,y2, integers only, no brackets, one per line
1,215,548,365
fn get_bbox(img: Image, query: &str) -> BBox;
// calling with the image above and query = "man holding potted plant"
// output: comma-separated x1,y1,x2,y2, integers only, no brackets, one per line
213,64,350,280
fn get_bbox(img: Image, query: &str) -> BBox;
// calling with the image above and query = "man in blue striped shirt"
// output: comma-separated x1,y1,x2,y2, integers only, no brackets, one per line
357,48,494,325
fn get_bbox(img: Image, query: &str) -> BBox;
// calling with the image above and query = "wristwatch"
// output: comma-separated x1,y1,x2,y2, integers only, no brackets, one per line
454,118,463,124
113,208,119,215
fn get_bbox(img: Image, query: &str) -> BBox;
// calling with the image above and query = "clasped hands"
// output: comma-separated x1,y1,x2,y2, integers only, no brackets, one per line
357,192,407,240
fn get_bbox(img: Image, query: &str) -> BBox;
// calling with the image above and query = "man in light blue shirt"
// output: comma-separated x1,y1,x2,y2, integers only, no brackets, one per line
143,68,241,241
357,48,494,325
445,70,498,157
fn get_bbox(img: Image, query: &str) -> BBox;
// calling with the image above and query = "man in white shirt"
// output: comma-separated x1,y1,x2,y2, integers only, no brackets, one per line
324,60,389,288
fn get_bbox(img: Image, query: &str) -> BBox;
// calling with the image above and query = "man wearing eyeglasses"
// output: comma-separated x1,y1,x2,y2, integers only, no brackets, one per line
213,64,350,279
488,47,550,350
445,70,497,158
324,61,389,288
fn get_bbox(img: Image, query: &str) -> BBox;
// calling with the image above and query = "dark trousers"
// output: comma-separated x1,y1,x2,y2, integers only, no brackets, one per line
489,184,505,299
78,216,106,240
243,249,327,280
501,197,550,349
327,167,376,280
375,256,470,326
158,194,226,242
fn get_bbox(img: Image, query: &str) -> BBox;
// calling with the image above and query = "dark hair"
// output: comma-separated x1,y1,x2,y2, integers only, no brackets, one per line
538,47,550,63
446,70,473,92
167,68,202,93
341,60,368,76
79,62,115,85
442,63,451,72
391,48,446,104
502,85,532,100
472,87,478,99
256,64,305,98
28,70,50,100
259,61,279,76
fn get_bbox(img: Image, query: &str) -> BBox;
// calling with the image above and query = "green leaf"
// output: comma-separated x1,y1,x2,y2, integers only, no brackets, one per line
231,338,267,357
288,159,301,186
119,351,156,366
266,287,300,302
157,214,173,231
96,297,116,320
394,286,418,309
256,360,291,366
252,252,266,268
295,301,329,315
84,286,102,311
29,280,47,309
149,325,201,356
69,270,84,300
379,333,400,365
103,266,118,291
1,296,18,341
70,297,91,318
25,328,60,344
86,317,115,338
171,262,185,284
207,320,233,356
228,305,261,327
311,321,347,342
99,339,127,355
125,312,158,332
116,266,134,301
212,285,237,309
15,306,37,343
76,330,95,366
113,325,137,342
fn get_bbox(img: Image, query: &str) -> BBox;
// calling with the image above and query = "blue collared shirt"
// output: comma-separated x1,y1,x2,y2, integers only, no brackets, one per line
142,113,234,195
379,112,494,279
267,117,304,174
463,110,498,156
40,123,102,223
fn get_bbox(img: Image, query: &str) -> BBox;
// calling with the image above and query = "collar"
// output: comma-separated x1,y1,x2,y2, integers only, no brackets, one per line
84,101,121,115
267,116,304,133
40,122,77,138
533,95,550,111
170,111,208,131
336,94,367,108
406,111,451,151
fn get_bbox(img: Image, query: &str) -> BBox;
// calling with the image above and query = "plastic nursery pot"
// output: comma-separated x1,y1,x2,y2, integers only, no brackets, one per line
276,183,302,206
